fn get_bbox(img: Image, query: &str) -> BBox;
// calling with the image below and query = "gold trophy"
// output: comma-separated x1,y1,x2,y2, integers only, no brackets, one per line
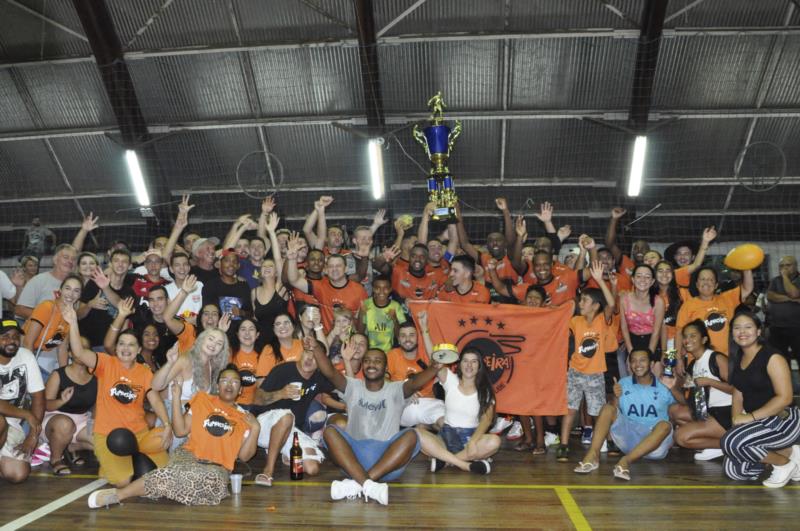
413,92,462,222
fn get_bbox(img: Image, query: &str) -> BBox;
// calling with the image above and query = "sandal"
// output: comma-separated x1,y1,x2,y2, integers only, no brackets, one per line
573,461,599,474
532,446,547,455
613,464,631,481
51,460,72,476
255,473,273,487
513,441,534,452
66,451,86,467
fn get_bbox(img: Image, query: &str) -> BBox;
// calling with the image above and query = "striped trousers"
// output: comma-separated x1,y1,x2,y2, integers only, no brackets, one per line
720,407,800,481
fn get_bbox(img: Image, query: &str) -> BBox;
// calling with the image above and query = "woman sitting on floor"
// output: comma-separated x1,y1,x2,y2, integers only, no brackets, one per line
88,365,260,507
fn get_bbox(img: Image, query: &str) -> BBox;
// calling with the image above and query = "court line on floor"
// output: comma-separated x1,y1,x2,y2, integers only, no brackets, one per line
0,478,107,531
29,472,796,490
555,487,592,531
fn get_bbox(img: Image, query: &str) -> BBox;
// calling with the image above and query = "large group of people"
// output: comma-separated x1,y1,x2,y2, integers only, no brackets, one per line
1,193,798,510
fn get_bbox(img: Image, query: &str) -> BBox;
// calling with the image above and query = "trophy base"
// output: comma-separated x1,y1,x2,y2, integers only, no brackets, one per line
432,206,456,222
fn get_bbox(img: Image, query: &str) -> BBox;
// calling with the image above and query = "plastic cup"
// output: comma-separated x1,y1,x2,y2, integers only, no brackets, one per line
230,473,242,494
290,382,302,401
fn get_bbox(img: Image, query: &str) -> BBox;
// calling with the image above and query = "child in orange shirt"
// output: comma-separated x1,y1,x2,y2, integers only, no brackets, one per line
557,261,616,463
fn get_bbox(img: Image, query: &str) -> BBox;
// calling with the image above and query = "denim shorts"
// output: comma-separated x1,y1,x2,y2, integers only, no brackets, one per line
609,413,673,460
439,424,476,453
327,425,420,482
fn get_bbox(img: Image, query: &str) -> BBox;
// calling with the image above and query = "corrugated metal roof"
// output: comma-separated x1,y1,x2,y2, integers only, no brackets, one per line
16,62,115,128
250,46,364,116
374,0,506,35
653,35,775,109
0,70,36,132
128,53,252,123
508,0,643,31
379,40,503,112
48,135,131,194
510,37,637,109
663,0,798,28
234,0,355,43
0,139,65,193
0,0,91,61
763,35,800,107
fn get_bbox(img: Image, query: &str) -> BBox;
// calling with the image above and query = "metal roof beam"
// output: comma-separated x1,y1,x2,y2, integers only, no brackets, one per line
4,26,800,69
629,0,669,131
3,0,89,42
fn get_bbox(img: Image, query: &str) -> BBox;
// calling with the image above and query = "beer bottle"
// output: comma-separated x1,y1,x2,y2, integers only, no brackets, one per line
290,432,303,480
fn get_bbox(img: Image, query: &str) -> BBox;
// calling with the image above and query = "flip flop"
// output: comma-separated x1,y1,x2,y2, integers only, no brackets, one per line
574,461,599,474
532,446,547,455
513,441,534,452
613,464,631,481
254,473,273,487
66,451,86,467
51,460,72,476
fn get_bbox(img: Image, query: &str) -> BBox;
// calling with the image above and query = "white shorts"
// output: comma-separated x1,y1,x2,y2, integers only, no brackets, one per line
256,409,324,463
41,411,92,445
1,421,30,463
400,397,445,427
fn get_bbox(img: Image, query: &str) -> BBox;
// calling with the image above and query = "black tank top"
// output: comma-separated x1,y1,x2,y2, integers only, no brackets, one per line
55,366,97,414
731,344,779,414
253,289,288,342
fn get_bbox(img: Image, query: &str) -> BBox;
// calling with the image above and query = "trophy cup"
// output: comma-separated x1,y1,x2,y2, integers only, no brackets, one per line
663,349,677,377
413,92,462,222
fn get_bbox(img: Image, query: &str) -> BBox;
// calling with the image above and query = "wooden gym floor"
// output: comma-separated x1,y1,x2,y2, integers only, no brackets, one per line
2,436,798,531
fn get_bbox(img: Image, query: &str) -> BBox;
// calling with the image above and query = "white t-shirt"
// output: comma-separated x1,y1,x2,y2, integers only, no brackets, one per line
0,347,45,427
165,281,204,323
0,270,17,310
442,371,480,428
16,272,61,312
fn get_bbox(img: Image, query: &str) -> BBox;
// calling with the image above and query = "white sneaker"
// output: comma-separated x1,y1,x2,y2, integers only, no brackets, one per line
544,432,560,447
490,416,513,434
362,479,389,505
599,440,608,453
694,448,724,461
789,445,800,481
87,489,119,509
762,461,798,488
330,479,363,501
506,421,523,441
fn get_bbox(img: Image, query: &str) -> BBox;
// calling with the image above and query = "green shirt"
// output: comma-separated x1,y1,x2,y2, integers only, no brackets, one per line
363,299,406,353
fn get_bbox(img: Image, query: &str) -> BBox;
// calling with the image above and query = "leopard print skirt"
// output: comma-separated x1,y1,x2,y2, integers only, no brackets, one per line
143,447,230,505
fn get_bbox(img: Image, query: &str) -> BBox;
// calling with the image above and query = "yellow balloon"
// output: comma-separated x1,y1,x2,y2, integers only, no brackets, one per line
723,243,764,271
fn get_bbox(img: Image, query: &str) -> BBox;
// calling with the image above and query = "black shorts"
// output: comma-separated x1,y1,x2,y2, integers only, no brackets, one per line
708,406,732,431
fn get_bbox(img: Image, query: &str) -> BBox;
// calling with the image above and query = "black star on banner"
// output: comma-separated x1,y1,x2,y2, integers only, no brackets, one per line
497,321,506,330
484,316,493,325
458,319,466,327
470,316,479,325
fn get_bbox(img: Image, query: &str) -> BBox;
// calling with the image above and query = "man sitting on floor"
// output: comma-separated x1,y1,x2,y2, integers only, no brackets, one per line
574,349,681,481
309,336,441,505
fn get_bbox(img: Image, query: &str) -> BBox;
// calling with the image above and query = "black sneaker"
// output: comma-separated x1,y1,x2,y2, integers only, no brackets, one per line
556,445,570,462
430,458,446,473
606,440,622,457
469,459,491,475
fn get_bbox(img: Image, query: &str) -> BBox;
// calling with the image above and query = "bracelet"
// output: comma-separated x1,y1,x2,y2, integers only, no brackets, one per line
110,326,121,332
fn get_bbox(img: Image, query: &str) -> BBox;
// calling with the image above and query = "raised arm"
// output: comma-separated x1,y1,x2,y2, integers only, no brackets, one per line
417,202,435,244
307,334,346,392
103,297,135,356
71,212,99,253
256,196,275,242
455,209,479,262
151,343,185,391
588,260,616,321
163,195,194,261
264,212,283,273
534,201,557,236
369,208,389,237
495,197,515,248
170,379,191,437
90,267,121,308
285,233,309,293
223,214,257,250
686,226,716,274
604,207,626,262
402,360,442,398
740,268,754,302
510,216,527,275
303,197,327,250
163,275,196,335
61,305,97,370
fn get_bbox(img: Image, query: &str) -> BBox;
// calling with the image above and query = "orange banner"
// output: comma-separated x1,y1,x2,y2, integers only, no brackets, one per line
408,300,572,416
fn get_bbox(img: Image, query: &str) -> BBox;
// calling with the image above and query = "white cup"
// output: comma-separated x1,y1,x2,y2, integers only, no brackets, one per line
230,473,243,494
290,382,303,401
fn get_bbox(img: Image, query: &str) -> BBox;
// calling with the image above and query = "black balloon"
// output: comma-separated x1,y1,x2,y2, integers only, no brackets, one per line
107,428,138,456
132,452,157,479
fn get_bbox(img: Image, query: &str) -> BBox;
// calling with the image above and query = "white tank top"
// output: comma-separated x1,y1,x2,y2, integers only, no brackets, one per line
691,349,732,409
167,378,195,403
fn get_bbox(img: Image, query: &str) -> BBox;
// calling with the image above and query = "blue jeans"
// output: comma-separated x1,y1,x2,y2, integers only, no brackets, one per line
439,424,476,453
327,425,420,482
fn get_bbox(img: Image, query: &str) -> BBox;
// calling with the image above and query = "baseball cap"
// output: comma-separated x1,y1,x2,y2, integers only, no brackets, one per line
0,319,24,335
191,237,220,256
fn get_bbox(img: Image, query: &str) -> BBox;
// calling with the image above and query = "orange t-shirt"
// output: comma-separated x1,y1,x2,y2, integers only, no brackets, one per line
308,278,368,331
392,266,442,302
184,392,250,471
386,347,434,398
429,259,450,277
513,268,579,306
480,254,519,284
569,314,612,374
675,266,691,288
92,352,153,436
176,321,197,354
619,255,636,277
24,300,69,351
262,338,303,364
232,347,279,405
677,287,741,355
437,282,490,304
334,361,364,379
585,272,633,294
